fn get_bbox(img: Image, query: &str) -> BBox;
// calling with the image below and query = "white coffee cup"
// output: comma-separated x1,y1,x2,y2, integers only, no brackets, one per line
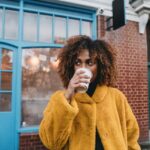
75,68,93,93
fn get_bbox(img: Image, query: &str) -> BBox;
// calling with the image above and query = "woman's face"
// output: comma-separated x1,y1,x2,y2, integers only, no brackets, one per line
74,49,98,82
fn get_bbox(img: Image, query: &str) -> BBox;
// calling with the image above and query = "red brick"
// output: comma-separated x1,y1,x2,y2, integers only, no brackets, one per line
98,15,149,141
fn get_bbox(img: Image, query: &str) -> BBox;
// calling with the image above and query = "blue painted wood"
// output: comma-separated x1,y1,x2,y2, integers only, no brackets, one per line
23,8,93,21
2,7,5,39
15,47,22,150
92,13,97,39
0,40,19,47
0,0,19,8
0,0,97,149
66,17,69,39
15,1,24,149
0,70,13,72
0,45,16,150
52,14,54,43
24,0,94,14
37,12,40,42
18,125,39,133
0,4,19,10
79,19,82,35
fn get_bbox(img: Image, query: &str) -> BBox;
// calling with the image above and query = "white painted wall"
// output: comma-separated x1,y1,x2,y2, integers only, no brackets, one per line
43,0,150,33
55,0,139,22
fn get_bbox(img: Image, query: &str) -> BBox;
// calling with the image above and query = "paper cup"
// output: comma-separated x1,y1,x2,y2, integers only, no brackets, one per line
76,68,93,93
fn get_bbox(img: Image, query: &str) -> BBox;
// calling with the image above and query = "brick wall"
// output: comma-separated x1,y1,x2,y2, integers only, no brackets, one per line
97,15,149,141
20,133,48,150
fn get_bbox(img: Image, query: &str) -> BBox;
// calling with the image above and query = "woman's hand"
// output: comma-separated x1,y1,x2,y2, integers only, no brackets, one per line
64,69,90,102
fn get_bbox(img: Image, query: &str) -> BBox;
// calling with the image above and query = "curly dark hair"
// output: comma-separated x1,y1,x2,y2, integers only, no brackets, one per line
92,39,117,86
58,35,117,88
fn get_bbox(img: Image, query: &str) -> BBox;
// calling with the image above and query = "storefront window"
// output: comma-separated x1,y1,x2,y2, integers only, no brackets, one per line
4,9,19,40
39,14,52,43
68,19,79,38
0,93,11,111
0,49,13,112
1,72,12,90
21,48,64,126
23,12,37,42
54,17,66,44
0,49,13,70
82,21,92,37
0,8,2,38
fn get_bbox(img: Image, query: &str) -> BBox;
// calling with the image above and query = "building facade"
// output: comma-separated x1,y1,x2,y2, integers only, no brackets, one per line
0,0,150,149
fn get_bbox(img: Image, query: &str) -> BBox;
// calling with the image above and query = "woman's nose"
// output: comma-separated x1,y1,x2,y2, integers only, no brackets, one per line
81,63,86,68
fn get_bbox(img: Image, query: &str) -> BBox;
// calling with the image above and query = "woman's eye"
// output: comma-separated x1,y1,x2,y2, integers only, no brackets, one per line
75,60,81,66
88,61,94,66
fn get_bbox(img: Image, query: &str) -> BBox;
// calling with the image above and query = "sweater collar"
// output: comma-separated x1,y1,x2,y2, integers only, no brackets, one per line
74,85,108,103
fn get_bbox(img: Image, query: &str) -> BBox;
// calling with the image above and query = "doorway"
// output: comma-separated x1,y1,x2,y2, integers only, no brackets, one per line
0,45,17,150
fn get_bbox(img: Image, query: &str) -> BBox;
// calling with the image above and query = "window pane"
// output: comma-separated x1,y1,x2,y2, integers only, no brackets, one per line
39,14,52,43
1,72,12,90
0,8,2,38
68,19,79,38
21,48,64,126
82,21,92,37
0,93,11,111
0,49,13,70
23,12,37,42
54,17,66,44
4,9,19,40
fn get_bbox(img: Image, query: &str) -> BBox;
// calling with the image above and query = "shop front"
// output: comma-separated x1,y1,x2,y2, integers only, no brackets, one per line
0,0,97,149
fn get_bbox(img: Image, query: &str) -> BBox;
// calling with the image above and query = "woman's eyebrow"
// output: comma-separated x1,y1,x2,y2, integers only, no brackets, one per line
75,58,81,61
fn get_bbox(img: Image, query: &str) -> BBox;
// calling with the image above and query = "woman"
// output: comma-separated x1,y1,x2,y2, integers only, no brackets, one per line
39,35,140,150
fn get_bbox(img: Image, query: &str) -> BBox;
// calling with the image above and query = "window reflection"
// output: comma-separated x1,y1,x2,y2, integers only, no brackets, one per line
0,9,2,38
0,49,13,70
39,14,52,43
68,19,79,38
0,93,11,111
5,9,19,40
23,12,37,42
1,72,12,90
22,48,64,126
54,17,66,44
82,21,92,37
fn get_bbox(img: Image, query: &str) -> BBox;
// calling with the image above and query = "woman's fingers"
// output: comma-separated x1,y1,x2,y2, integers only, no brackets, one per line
74,72,90,80
74,78,90,84
68,69,91,93
75,69,85,75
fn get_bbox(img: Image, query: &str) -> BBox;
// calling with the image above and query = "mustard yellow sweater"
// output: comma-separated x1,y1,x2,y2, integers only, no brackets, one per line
39,85,141,150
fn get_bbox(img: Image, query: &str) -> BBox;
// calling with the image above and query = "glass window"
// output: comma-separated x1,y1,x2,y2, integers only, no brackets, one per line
0,8,2,38
68,19,79,38
0,93,11,111
4,9,19,40
23,12,37,42
54,17,66,44
21,48,64,126
1,72,12,90
39,14,52,43
0,49,13,70
82,21,92,37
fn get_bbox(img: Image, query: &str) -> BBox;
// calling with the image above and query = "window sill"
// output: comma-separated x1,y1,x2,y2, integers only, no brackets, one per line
18,125,39,133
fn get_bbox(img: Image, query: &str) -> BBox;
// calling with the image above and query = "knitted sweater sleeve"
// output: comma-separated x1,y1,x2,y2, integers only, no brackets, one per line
39,91,79,150
124,97,141,150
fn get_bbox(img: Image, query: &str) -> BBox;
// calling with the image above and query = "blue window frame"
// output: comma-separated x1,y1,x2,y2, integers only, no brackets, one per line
0,0,96,44
0,0,97,149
